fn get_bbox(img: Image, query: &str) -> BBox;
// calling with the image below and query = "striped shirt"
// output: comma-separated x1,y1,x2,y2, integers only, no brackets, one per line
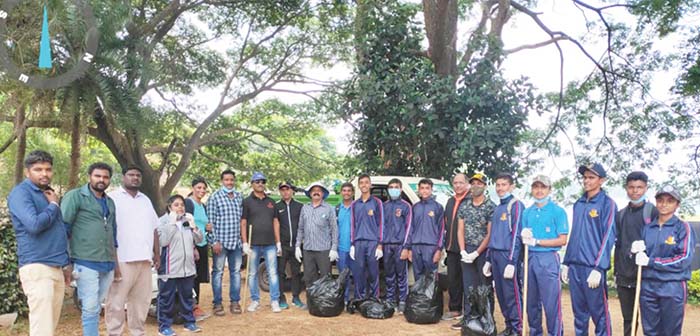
207,188,243,250
296,202,338,251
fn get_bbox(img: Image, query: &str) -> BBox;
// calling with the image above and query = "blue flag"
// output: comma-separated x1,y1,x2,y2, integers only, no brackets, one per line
39,5,52,69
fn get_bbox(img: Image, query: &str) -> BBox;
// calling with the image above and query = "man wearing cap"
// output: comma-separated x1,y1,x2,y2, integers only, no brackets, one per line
614,171,658,336
442,173,470,321
275,181,304,309
240,172,282,313
454,173,496,330
382,178,412,313
521,175,569,336
562,163,617,336
295,182,338,286
350,174,384,299
632,185,694,336
485,173,525,336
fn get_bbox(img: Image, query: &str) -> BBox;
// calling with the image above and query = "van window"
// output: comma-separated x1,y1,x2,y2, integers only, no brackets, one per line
372,185,411,204
408,182,454,207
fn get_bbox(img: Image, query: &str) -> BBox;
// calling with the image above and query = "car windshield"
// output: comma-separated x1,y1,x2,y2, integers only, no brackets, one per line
408,183,454,207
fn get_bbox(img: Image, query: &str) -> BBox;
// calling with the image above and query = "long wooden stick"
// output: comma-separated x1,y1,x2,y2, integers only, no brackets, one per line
522,245,529,336
241,225,253,313
631,265,643,335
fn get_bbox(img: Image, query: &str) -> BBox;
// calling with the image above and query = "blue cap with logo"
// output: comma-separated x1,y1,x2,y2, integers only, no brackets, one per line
251,172,267,182
578,163,607,178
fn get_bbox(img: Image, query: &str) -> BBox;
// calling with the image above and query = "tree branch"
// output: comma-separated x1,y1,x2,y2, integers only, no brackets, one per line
504,36,567,54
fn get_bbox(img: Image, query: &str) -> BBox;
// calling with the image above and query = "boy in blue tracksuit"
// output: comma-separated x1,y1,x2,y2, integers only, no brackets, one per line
350,174,384,299
382,178,412,313
632,185,694,336
408,178,445,280
521,175,569,336
562,163,617,336
484,173,525,336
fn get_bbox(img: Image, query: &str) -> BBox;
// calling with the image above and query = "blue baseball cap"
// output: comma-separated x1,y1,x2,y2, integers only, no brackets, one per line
251,172,266,182
578,163,607,178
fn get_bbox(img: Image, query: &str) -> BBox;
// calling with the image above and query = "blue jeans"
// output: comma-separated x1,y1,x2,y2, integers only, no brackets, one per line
75,264,114,336
248,245,280,302
337,250,353,302
212,247,242,305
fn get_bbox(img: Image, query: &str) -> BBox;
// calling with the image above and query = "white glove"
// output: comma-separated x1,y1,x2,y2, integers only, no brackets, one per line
466,251,479,263
521,228,534,239
587,270,602,289
636,251,650,266
561,265,569,284
168,211,178,224
482,261,492,277
184,213,194,224
276,242,282,255
460,250,470,263
329,250,339,262
631,240,646,254
295,247,303,263
504,264,515,279
375,248,383,260
242,243,252,256
522,236,537,247
349,246,355,260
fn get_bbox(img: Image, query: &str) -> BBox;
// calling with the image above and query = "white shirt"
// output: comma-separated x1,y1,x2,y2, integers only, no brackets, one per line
109,187,159,262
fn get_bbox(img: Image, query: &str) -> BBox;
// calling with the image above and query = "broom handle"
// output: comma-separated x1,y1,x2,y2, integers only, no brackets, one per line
241,225,253,312
522,245,529,336
631,265,643,335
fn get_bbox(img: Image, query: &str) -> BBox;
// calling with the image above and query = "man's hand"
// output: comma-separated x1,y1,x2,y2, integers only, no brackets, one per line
213,242,222,255
636,252,650,266
276,242,282,257
432,249,442,264
44,189,59,204
114,264,123,282
194,248,200,262
242,243,252,256
631,240,646,254
62,265,73,287
152,255,160,270
374,247,383,260
205,223,213,232
329,250,339,262
400,249,410,260
407,250,413,262
295,247,303,263
482,262,492,277
504,264,515,279
561,264,569,284
587,270,602,289
349,246,355,260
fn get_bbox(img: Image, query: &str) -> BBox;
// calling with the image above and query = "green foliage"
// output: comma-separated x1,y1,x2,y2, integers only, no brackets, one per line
688,270,700,304
0,208,28,316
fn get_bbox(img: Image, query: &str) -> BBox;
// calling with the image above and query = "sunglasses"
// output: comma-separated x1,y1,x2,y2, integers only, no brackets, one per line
252,180,266,185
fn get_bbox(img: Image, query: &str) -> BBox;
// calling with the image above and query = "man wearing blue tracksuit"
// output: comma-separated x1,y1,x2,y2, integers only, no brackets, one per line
562,163,617,336
382,178,412,313
521,175,568,336
633,185,694,336
408,178,445,280
485,173,525,336
350,174,384,299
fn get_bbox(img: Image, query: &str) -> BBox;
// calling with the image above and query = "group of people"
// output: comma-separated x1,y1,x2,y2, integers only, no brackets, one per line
8,149,695,336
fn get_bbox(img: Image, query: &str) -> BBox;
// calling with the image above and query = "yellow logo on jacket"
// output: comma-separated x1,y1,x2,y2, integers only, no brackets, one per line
395,209,402,217
428,211,434,217
665,236,676,245
589,209,599,218
368,209,374,216
500,213,507,221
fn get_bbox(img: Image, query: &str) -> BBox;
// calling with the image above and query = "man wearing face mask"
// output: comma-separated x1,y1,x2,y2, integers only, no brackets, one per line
485,173,525,336
454,173,496,330
521,175,569,336
381,178,413,313
614,171,657,336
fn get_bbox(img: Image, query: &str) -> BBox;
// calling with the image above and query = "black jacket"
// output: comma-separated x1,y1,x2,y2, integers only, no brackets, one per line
276,199,303,247
444,194,469,253
614,201,658,287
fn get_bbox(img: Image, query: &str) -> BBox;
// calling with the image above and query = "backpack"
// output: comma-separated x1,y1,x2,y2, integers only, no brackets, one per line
617,202,654,226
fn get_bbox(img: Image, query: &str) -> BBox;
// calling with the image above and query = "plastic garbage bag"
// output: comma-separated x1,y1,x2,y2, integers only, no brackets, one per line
307,269,350,317
347,298,395,319
461,285,496,336
404,271,443,324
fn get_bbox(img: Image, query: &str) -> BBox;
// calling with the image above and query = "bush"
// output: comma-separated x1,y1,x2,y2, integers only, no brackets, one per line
0,206,28,315
688,270,700,305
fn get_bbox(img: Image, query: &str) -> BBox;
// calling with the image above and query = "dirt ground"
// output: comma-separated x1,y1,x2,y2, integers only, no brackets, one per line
4,269,700,336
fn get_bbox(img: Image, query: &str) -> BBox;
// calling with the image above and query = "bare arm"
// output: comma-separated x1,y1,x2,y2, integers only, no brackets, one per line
273,217,280,244
537,234,568,247
458,218,465,251
241,218,248,244
476,222,491,255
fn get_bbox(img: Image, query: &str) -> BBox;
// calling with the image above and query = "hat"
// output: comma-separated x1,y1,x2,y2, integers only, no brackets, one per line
655,185,681,202
305,183,329,200
251,172,266,182
578,163,607,178
531,175,552,187
278,181,294,189
469,172,487,184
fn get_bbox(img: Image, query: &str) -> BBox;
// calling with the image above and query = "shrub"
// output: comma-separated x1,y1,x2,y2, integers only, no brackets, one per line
0,206,28,316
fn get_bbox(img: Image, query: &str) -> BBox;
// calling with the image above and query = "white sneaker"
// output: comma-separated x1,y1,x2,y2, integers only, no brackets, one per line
271,300,282,313
247,301,260,312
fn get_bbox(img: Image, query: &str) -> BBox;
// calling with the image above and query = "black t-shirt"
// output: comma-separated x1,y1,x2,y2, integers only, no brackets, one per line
242,193,278,246
614,202,659,286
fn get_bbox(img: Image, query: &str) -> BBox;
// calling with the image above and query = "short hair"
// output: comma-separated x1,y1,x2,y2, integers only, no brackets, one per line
388,178,402,187
122,165,142,175
191,176,208,188
418,178,433,187
24,150,53,168
626,171,649,185
495,172,514,185
166,194,186,213
358,173,371,183
88,162,113,177
341,182,354,191
220,169,236,180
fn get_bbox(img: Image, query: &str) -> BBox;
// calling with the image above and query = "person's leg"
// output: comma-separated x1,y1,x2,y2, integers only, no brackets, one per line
194,244,209,305
568,265,590,336
157,278,176,332
492,251,510,330
412,246,425,280
657,281,686,336
277,246,290,304
617,285,635,336
303,250,319,287
264,245,281,302
247,246,262,303
211,249,226,306
538,253,564,336
228,247,243,304
19,264,63,336
384,244,398,303
105,261,132,336
461,261,476,317
446,251,464,314
588,273,612,336
352,241,368,299
397,249,408,304
50,266,65,332
337,251,352,302
176,277,196,325
494,250,522,333
289,247,303,299
639,281,662,336
366,240,380,299
126,261,153,336
527,254,543,336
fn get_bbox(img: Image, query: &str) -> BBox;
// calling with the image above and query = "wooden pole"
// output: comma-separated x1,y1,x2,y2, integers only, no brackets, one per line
631,265,643,335
522,245,529,336
241,225,253,313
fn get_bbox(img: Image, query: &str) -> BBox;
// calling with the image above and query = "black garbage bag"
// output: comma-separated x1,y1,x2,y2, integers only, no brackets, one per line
461,285,496,336
307,269,350,317
347,298,395,319
404,271,443,324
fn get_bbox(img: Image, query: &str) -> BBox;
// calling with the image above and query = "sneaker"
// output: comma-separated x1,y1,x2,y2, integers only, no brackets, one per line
183,323,201,333
451,321,463,331
247,300,260,312
213,304,225,317
279,301,289,310
192,305,210,321
271,300,282,313
397,302,406,315
292,297,307,309
441,311,462,321
159,327,177,336
229,302,242,314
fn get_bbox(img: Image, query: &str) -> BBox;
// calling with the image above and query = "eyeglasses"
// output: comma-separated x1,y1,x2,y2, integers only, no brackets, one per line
252,180,266,185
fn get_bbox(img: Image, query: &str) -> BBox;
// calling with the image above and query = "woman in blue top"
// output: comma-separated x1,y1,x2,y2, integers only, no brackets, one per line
633,185,695,336
185,177,211,320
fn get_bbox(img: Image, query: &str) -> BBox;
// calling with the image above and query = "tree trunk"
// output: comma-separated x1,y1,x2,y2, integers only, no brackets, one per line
68,90,81,189
422,0,459,80
13,105,27,185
